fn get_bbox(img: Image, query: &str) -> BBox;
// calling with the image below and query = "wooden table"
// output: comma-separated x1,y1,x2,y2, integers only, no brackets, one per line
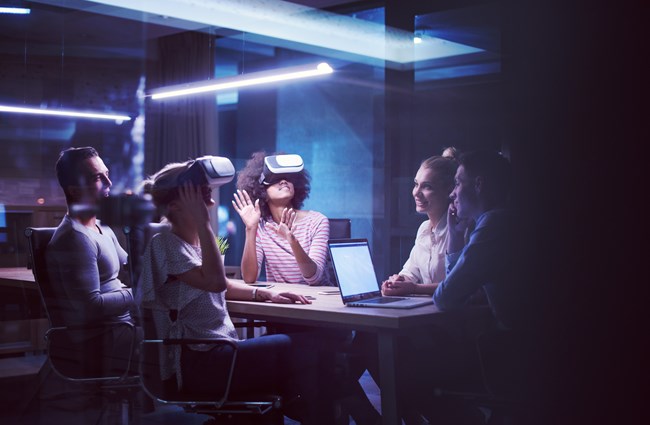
226,280,491,425
0,268,490,424
0,267,47,360
0,267,37,290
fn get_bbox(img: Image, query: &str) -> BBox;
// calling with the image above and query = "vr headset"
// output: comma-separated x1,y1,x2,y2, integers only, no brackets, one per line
259,154,304,185
178,155,235,187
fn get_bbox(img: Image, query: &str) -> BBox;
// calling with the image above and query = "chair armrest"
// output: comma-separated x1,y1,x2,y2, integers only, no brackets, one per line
141,337,239,406
46,320,135,333
233,321,268,329
160,338,239,349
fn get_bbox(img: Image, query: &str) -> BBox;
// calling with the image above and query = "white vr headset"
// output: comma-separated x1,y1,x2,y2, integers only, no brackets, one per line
259,154,304,185
178,155,235,187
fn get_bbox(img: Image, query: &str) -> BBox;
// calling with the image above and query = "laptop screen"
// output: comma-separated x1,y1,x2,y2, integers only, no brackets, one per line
328,239,381,301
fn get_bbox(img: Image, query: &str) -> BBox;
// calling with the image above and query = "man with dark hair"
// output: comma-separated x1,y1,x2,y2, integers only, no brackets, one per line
55,146,101,203
385,150,535,424
434,149,525,329
47,146,139,376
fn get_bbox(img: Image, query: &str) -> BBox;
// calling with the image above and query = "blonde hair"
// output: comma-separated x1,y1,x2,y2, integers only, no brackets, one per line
442,146,460,160
141,162,190,220
420,155,458,194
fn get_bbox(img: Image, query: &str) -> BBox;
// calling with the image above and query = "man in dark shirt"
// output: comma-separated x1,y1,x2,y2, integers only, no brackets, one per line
434,150,528,329
401,150,536,423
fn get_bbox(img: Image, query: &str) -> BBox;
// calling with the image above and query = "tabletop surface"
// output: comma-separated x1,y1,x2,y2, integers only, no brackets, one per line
0,267,35,282
0,267,36,289
0,268,490,331
225,279,489,331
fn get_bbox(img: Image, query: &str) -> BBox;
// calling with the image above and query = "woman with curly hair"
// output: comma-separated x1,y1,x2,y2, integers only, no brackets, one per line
232,151,330,285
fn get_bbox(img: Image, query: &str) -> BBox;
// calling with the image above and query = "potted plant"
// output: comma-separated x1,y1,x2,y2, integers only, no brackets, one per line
216,236,229,264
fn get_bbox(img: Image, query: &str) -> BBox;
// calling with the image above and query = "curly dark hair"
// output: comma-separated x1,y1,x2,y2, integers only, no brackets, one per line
236,151,311,221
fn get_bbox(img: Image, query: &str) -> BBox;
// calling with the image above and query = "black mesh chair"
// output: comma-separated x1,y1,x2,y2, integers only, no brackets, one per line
129,223,285,424
326,218,351,287
328,218,351,240
139,308,284,424
24,227,140,423
123,222,171,288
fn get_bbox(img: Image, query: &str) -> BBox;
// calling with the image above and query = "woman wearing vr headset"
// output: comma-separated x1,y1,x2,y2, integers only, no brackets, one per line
234,152,379,424
138,160,331,424
233,151,330,286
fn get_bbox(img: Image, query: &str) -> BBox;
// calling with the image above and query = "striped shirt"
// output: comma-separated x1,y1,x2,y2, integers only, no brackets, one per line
256,210,330,285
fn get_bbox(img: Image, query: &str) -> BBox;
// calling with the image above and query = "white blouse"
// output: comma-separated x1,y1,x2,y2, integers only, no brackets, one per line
399,214,449,284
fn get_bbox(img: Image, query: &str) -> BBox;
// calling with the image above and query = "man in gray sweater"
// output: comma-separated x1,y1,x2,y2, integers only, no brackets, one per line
47,146,139,376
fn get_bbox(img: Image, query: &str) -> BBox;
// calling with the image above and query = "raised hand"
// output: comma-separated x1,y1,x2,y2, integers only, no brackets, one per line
276,208,297,242
447,203,472,253
232,189,261,230
178,183,210,225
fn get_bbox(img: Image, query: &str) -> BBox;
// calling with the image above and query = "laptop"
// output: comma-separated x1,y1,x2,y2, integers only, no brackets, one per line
328,239,433,309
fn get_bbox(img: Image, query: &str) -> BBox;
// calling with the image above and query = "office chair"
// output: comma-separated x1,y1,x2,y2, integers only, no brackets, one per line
326,218,351,287
123,222,171,288
328,218,351,240
24,227,140,424
129,223,284,424
139,307,284,425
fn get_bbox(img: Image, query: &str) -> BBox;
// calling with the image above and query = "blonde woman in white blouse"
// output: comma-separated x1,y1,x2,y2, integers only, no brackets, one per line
382,155,458,296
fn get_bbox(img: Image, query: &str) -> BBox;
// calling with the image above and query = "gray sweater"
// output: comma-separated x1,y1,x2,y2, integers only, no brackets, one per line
47,215,134,326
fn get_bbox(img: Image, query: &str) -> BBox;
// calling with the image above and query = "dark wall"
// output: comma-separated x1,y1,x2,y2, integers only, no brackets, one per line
0,54,142,207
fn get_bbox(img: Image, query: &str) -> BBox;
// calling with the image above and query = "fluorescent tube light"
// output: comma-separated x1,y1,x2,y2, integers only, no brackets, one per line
0,104,131,122
0,7,31,14
150,62,333,100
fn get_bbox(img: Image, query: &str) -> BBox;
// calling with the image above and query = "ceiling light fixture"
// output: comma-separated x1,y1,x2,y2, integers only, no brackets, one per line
68,0,484,67
0,104,131,122
0,7,30,14
150,62,333,100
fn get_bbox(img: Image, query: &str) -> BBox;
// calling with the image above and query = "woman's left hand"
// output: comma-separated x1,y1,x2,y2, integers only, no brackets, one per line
276,208,297,242
266,291,312,304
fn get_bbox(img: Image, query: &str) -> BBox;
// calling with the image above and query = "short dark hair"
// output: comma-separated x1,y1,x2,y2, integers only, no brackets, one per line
236,151,311,221
55,147,99,201
459,150,512,205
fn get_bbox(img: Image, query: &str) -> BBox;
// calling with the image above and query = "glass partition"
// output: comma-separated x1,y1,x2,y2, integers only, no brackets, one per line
0,0,503,279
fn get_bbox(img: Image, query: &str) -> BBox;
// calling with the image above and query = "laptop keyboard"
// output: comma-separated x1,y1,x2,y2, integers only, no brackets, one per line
362,297,406,304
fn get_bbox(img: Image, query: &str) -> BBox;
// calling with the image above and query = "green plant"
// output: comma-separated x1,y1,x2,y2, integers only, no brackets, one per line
216,236,229,255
